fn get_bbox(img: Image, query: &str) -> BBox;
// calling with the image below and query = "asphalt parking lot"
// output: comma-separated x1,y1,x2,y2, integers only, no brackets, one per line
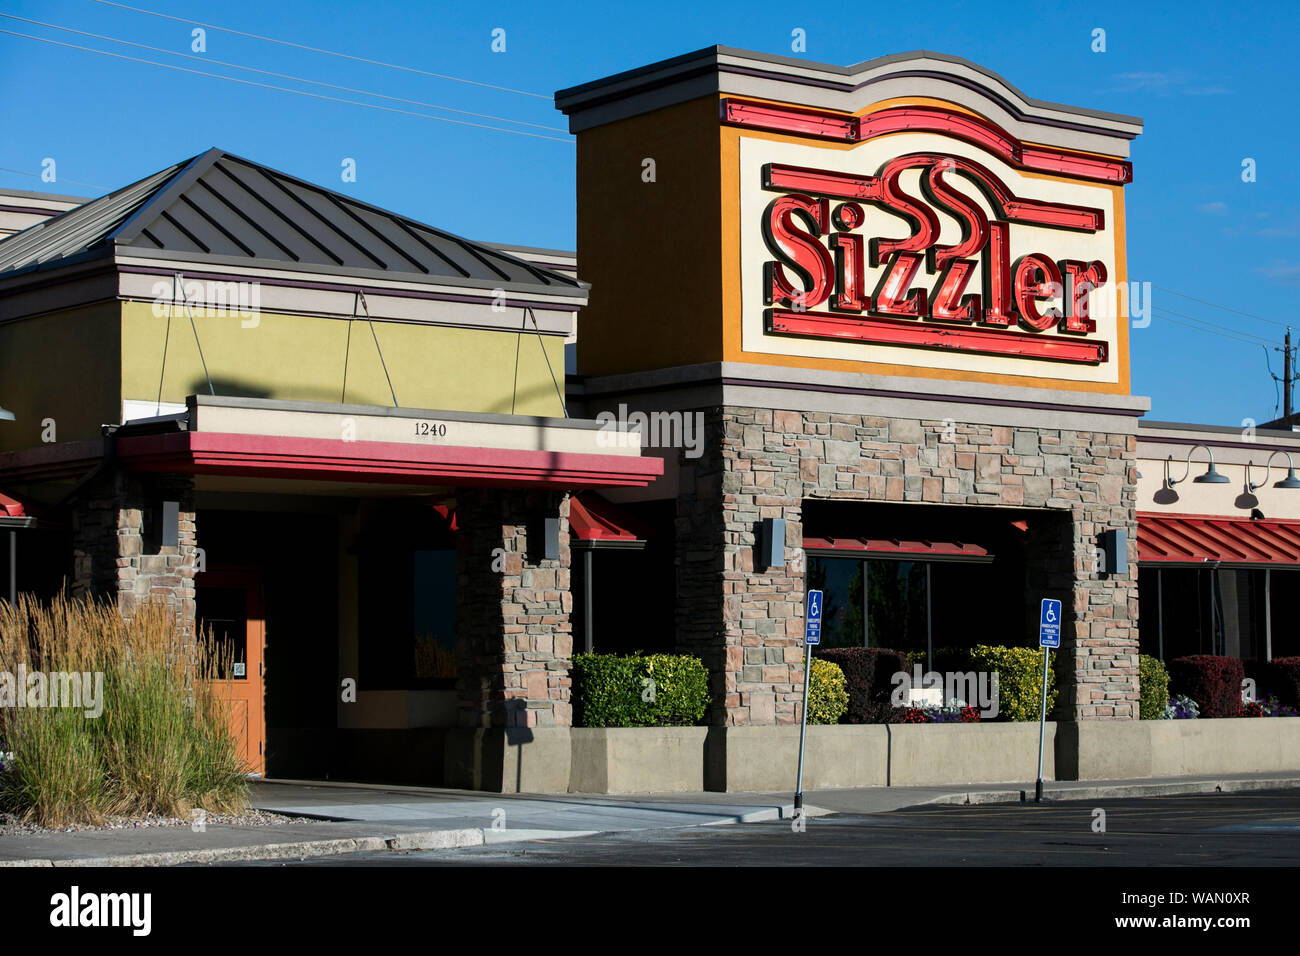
237,788,1300,867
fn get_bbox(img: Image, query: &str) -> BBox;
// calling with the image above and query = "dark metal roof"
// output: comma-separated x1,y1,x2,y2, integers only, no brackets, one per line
0,148,582,294
0,161,185,271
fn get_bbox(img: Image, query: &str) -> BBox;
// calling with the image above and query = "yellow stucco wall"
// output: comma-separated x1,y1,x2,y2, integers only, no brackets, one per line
0,301,121,452
119,300,568,417
575,97,724,377
573,91,1133,397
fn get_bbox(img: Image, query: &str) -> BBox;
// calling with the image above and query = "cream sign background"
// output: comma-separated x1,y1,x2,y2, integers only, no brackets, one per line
738,132,1123,384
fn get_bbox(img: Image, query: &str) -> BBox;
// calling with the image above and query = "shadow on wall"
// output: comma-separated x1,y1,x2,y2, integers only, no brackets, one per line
183,378,273,401
183,377,567,414
505,699,536,795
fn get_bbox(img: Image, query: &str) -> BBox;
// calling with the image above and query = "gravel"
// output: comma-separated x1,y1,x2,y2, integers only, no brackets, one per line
0,807,319,837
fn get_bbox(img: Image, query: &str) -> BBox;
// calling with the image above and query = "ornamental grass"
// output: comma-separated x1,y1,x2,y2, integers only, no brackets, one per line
0,593,248,827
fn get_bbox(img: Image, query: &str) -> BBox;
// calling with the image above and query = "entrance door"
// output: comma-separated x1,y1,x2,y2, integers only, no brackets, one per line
197,568,266,776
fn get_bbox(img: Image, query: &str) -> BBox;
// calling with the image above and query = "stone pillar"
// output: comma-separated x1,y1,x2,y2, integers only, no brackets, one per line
454,488,573,729
674,409,731,724
676,408,806,726
71,468,197,633
1062,432,1141,720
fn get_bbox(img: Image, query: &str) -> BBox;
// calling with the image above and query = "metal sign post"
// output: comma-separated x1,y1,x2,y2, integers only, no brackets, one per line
1035,598,1061,803
795,589,822,816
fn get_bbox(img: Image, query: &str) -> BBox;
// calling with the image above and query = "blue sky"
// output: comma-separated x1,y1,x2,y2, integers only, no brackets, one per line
2,0,1297,425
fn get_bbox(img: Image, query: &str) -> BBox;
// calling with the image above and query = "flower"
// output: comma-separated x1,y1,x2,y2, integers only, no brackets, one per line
903,698,980,723
1162,695,1199,719
1255,695,1299,718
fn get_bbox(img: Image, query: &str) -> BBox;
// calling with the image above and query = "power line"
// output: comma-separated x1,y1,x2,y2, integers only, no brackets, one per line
1154,312,1269,347
1151,311,1273,347
0,29,574,144
88,0,552,100
1154,308,1274,345
1151,305,1274,345
0,164,105,191
1263,345,1283,418
1153,284,1286,328
2,14,567,133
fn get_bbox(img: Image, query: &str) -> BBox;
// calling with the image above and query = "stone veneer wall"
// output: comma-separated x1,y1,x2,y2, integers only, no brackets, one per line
454,488,574,729
675,407,1139,725
71,469,198,633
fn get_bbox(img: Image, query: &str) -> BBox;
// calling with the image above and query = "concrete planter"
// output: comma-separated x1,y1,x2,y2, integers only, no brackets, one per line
886,721,1055,787
706,723,1055,791
1059,717,1300,779
570,727,709,793
445,719,1300,794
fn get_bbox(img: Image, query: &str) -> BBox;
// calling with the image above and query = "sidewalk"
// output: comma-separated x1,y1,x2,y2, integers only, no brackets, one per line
2,772,1298,867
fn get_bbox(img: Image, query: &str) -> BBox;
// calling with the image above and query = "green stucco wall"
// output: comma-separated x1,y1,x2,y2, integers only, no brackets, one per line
0,301,121,452
119,301,568,417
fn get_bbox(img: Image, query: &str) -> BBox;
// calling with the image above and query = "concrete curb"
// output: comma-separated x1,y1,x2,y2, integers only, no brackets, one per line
703,804,833,824
911,776,1300,808
0,829,488,868
0,803,828,866
5,778,1295,866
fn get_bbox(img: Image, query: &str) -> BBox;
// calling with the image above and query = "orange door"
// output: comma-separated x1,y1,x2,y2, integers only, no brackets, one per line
198,569,266,776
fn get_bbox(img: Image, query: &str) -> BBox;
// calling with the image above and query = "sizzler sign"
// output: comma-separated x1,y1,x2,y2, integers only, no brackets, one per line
759,153,1112,365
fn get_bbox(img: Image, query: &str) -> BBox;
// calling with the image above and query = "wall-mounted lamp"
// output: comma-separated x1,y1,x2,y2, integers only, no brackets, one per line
1099,528,1128,576
1247,451,1300,492
758,517,786,570
528,515,560,563
143,500,180,551
1165,444,1230,488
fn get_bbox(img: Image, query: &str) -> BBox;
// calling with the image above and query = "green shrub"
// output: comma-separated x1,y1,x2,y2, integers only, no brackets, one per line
968,644,1057,721
571,652,709,727
642,654,710,726
1139,654,1169,720
806,658,848,724
570,654,649,728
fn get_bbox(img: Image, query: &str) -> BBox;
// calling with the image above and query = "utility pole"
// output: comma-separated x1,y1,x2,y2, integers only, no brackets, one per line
1286,329,1294,420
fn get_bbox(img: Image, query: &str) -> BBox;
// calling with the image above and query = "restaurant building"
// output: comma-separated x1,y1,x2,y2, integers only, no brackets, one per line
558,46,1148,730
2,47,1298,791
0,155,661,787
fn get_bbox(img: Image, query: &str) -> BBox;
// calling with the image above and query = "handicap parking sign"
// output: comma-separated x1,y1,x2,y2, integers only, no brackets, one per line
805,590,823,645
1039,598,1061,648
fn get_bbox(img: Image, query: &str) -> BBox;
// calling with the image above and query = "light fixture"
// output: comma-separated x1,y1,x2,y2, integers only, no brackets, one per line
1166,444,1229,487
758,517,786,569
1246,451,1300,492
0,407,13,422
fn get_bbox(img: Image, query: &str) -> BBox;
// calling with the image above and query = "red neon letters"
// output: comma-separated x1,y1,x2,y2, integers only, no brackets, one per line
761,154,1111,363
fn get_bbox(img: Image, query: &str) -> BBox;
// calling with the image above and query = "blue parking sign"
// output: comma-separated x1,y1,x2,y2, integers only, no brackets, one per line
805,590,823,645
1039,598,1062,648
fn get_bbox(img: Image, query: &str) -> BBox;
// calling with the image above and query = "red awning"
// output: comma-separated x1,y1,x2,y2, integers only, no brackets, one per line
569,492,650,546
1138,513,1300,567
802,536,990,561
0,491,36,529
